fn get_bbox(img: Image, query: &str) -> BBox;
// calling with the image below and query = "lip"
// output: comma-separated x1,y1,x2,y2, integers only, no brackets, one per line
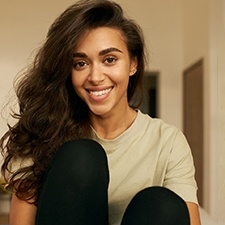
85,86,113,101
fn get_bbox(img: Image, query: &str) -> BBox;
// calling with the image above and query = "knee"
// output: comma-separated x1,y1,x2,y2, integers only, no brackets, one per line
137,187,188,212
50,139,109,187
122,187,190,225
53,139,107,165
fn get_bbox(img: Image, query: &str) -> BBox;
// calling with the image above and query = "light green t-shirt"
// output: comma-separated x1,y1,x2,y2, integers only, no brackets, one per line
92,110,198,225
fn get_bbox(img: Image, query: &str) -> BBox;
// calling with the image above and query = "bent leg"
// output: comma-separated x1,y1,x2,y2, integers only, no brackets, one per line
121,186,190,225
35,139,109,225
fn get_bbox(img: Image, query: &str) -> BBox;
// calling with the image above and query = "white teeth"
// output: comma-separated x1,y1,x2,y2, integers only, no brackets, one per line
89,88,111,96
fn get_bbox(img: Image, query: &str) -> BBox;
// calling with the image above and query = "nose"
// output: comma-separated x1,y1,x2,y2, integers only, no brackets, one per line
88,65,105,85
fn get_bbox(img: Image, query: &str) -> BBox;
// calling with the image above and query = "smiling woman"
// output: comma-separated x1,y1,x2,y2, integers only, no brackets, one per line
0,0,201,225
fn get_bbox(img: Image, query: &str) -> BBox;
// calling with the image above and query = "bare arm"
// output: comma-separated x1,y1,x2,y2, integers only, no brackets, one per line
10,193,37,225
186,202,202,225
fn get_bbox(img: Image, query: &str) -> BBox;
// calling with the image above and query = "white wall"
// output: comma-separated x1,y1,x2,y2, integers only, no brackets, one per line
182,0,211,213
212,1,225,224
183,0,225,223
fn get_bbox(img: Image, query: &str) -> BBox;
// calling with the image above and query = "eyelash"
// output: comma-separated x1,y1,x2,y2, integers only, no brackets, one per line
104,56,117,64
73,60,87,69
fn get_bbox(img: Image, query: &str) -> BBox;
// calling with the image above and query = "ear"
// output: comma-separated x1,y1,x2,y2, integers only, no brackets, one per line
129,57,138,76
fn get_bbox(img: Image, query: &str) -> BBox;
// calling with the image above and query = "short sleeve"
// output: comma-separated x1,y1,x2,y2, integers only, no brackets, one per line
163,130,198,204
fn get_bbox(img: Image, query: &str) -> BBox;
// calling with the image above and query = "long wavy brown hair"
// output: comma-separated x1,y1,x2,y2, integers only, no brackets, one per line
1,0,146,204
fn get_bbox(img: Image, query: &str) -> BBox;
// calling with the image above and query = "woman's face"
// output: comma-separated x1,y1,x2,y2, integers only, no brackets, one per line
71,27,137,118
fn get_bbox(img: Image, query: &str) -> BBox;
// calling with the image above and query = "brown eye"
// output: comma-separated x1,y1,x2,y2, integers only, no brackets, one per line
73,60,88,69
104,56,117,65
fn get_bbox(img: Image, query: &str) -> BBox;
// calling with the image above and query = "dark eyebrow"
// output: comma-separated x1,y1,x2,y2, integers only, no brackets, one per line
73,52,87,58
73,47,123,58
99,47,123,56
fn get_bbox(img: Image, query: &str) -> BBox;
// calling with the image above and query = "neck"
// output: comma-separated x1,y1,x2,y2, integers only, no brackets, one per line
90,107,137,140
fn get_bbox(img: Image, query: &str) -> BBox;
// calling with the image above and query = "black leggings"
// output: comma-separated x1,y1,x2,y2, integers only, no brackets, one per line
35,139,190,225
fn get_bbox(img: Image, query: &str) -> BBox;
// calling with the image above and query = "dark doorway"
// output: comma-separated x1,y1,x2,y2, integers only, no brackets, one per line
183,59,204,206
139,72,159,118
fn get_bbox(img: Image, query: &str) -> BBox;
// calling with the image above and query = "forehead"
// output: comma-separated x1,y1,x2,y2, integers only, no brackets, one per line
74,27,127,51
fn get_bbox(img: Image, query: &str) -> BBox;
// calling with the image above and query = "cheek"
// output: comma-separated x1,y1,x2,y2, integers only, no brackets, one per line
113,70,131,86
111,65,130,81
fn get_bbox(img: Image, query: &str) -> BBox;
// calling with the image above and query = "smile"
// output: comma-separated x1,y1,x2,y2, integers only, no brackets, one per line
89,88,112,97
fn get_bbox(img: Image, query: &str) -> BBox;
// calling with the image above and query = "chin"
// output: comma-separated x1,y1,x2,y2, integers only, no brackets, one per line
89,106,112,117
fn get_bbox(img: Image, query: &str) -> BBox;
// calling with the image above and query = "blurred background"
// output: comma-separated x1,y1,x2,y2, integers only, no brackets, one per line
0,0,224,224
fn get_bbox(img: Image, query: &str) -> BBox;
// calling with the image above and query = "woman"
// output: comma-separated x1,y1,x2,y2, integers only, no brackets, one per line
1,0,201,224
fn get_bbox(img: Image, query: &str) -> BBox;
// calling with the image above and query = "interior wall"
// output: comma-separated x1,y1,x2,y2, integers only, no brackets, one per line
182,0,211,211
183,0,225,222
209,0,225,224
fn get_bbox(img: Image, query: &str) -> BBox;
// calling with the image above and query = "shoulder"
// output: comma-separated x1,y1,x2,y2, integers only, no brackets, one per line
137,110,181,140
136,110,191,155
